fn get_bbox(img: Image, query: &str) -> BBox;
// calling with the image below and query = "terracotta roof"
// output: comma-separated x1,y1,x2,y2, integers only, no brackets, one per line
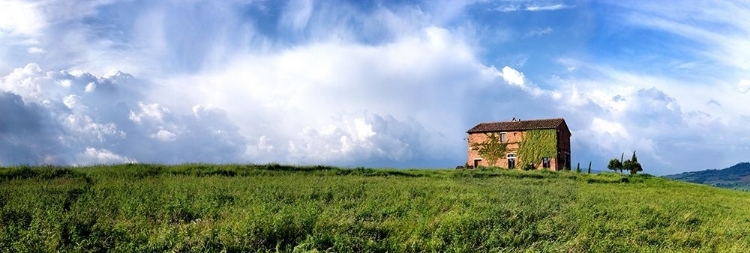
467,118,567,133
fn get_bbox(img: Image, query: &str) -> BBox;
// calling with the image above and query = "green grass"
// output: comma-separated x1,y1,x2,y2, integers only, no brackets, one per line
1,164,750,252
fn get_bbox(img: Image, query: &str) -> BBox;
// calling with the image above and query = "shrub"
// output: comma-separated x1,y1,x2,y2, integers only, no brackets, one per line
523,163,536,171
607,159,622,173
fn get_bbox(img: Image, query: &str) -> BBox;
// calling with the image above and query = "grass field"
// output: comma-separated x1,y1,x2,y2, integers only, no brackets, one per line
2,164,750,252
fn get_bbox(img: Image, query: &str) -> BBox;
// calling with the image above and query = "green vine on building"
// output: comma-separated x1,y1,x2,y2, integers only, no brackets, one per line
517,129,557,167
471,133,507,166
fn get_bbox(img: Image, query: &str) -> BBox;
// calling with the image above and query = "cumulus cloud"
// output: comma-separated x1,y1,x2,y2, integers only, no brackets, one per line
280,112,445,166
151,129,176,142
129,102,169,124
501,66,526,87
550,65,750,174
1,6,519,168
0,64,248,165
153,23,493,167
1,0,748,175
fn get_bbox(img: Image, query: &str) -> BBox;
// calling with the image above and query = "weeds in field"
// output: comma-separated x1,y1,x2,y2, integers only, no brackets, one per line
1,164,749,252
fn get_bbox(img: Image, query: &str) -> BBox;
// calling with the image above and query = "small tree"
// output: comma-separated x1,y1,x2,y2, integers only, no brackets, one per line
575,163,581,173
471,133,508,167
622,151,644,174
587,161,592,174
619,153,625,174
629,151,643,175
622,159,633,174
607,158,622,173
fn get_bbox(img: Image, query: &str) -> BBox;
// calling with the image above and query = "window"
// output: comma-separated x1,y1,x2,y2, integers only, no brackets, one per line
542,157,550,169
507,153,516,169
500,132,507,143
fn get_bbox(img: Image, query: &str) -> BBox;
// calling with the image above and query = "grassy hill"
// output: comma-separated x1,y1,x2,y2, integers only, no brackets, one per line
665,162,750,190
2,164,750,252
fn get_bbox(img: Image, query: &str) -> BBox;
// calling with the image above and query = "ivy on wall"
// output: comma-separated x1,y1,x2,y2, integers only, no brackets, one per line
517,129,557,166
471,133,507,166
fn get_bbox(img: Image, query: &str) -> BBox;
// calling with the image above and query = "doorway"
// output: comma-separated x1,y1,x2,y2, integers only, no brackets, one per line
507,153,516,169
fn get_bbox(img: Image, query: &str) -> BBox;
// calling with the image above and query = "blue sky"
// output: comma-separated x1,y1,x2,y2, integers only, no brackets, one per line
1,0,749,175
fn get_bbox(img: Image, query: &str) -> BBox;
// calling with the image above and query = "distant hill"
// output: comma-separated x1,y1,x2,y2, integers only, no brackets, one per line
665,162,750,189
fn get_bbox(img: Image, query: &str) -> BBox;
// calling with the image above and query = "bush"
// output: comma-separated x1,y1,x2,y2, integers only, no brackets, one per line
523,163,536,171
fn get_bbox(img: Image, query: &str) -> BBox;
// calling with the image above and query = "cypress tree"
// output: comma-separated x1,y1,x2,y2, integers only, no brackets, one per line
630,151,643,174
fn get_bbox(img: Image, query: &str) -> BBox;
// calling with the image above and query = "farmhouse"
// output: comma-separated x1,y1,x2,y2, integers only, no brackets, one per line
467,118,571,170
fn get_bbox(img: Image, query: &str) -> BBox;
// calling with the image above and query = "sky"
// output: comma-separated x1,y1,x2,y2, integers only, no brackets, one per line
0,0,748,175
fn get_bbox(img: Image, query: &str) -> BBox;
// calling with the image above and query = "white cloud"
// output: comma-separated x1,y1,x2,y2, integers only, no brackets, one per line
526,4,570,12
501,66,526,86
591,117,628,138
27,47,45,54
0,63,57,104
524,27,553,37
496,3,571,12
549,61,750,174
1,0,749,175
256,135,274,152
351,118,376,141
1,64,249,165
62,94,82,109
84,82,96,92
192,104,218,120
76,148,136,165
156,25,482,166
280,112,440,165
0,0,44,36
129,102,169,124
152,129,176,141
738,79,750,93
62,113,125,143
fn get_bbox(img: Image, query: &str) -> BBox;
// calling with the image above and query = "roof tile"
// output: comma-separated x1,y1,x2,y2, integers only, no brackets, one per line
467,118,566,133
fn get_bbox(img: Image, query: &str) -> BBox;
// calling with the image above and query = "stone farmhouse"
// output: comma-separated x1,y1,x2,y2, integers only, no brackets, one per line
466,118,571,170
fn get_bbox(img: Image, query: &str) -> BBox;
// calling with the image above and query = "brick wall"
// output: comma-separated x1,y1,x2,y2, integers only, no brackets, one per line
466,131,524,168
467,127,570,171
555,124,572,170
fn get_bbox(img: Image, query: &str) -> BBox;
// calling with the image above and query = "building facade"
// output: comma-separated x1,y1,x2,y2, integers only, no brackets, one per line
466,118,571,171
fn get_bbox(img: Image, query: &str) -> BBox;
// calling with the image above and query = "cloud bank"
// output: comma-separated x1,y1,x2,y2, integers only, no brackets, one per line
0,0,749,175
